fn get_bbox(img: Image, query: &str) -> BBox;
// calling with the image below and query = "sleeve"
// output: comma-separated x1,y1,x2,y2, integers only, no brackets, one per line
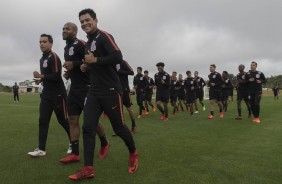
165,74,171,87
117,61,134,76
201,78,206,86
215,73,223,86
151,78,155,86
72,41,86,68
260,73,267,83
42,53,61,81
96,31,123,66
133,76,137,87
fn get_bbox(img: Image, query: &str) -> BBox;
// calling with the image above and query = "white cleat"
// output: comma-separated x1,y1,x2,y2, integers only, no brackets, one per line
27,148,46,157
194,111,199,114
67,144,72,154
203,106,206,111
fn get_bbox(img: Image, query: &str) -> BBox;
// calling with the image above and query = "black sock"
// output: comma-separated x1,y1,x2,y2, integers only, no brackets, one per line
238,109,241,116
131,119,136,128
219,109,223,113
99,134,108,147
71,140,79,155
211,111,214,116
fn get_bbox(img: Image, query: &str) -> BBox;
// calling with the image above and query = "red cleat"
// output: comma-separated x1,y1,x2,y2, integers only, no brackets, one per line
143,111,149,115
253,118,261,124
160,114,165,120
69,166,95,180
98,143,110,159
219,112,224,118
128,150,139,174
102,113,108,119
208,115,214,119
152,107,156,112
163,117,169,121
59,154,80,163
137,115,141,119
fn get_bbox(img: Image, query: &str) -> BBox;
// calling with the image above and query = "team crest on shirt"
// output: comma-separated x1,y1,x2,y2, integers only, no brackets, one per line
174,81,176,84
43,60,48,68
213,75,216,78
163,76,166,80
256,74,260,78
225,80,228,83
242,75,245,79
190,81,193,84
116,64,120,71
91,41,96,52
140,77,143,80
69,47,74,56
74,40,78,45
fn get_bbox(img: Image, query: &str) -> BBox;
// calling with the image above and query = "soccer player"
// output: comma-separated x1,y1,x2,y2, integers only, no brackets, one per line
27,34,70,157
69,9,138,180
116,60,136,133
12,82,19,102
59,22,110,164
143,70,156,112
221,71,232,112
133,67,148,118
235,64,252,120
170,71,180,116
177,74,186,112
208,64,224,119
272,85,279,101
245,61,266,123
184,71,197,115
194,71,206,113
154,62,170,121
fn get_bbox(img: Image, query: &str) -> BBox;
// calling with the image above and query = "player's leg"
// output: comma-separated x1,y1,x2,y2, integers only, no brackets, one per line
253,92,262,123
209,90,215,118
123,91,136,132
96,122,110,159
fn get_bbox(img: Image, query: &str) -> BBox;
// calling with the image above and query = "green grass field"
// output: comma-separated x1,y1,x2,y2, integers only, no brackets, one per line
0,92,282,184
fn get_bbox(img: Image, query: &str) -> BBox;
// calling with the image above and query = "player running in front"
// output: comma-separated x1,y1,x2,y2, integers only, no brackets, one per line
184,71,197,115
194,71,206,113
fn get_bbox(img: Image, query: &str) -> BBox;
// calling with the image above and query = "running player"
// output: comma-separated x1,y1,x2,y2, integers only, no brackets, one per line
235,64,252,120
133,67,148,118
170,71,180,116
244,61,266,123
177,74,186,111
154,62,170,121
28,34,70,157
272,85,279,101
221,71,232,112
144,70,156,112
208,64,224,119
194,71,206,113
59,22,110,164
184,71,197,115
69,9,138,180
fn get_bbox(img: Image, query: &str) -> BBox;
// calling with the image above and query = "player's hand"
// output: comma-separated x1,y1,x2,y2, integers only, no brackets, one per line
84,50,97,64
33,71,43,78
161,79,165,84
32,78,41,85
63,61,74,71
211,83,215,86
80,63,88,72
256,80,261,84
63,71,70,80
249,78,255,82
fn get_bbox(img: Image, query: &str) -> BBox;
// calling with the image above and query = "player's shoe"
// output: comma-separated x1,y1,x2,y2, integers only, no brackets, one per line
219,112,224,118
171,113,176,116
160,114,165,120
102,113,108,119
194,111,199,114
27,148,46,157
128,150,139,174
137,115,141,119
98,143,110,159
131,126,137,134
152,107,156,112
203,106,206,111
67,144,72,154
143,111,149,115
59,154,80,163
163,117,169,121
208,115,214,119
235,116,243,120
69,166,95,180
253,118,261,124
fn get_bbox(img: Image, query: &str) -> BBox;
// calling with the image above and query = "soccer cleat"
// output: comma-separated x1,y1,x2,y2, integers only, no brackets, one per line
67,144,72,154
194,111,199,114
98,143,110,159
27,148,46,157
131,126,137,134
59,154,80,163
219,112,224,118
152,107,156,112
253,118,261,124
172,113,176,116
69,166,95,180
160,114,165,120
137,115,141,119
143,111,149,115
128,150,139,174
208,115,214,119
203,106,206,111
163,117,169,121
235,116,243,120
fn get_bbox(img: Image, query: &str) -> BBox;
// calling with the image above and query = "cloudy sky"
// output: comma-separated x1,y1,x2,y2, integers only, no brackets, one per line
0,0,281,86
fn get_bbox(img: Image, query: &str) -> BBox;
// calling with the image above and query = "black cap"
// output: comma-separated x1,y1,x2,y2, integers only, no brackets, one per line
156,62,165,67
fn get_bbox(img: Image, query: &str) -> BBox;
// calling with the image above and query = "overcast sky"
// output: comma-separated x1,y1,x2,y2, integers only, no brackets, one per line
0,0,281,86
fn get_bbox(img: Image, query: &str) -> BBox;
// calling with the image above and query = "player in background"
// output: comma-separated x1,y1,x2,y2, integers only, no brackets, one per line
12,82,19,102
272,85,279,101
170,71,180,116
221,71,232,112
177,74,186,112
143,70,156,112
194,71,206,113
184,71,197,115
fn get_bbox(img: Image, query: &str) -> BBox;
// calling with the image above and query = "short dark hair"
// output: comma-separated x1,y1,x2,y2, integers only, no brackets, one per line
210,64,216,68
172,71,177,74
144,70,148,74
79,8,97,19
223,71,228,75
137,67,142,71
40,34,53,43
251,61,257,66
156,62,165,67
186,71,191,74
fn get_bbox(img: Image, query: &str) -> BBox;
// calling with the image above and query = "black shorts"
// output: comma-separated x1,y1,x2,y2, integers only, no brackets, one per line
196,90,204,101
230,89,234,96
221,90,230,101
156,91,169,103
123,91,132,108
145,92,153,101
170,94,178,102
178,93,185,101
186,92,196,104
209,88,222,101
237,90,249,101
67,89,88,116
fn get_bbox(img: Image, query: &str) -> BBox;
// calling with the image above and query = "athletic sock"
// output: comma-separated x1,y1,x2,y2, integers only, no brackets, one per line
210,111,214,116
238,109,242,116
99,134,108,147
71,140,79,155
131,119,136,128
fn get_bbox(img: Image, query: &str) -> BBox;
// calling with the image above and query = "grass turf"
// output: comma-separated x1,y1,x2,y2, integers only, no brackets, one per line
0,92,281,184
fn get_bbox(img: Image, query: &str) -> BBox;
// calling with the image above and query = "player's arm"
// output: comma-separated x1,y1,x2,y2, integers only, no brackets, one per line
259,72,267,84
201,78,206,87
215,73,223,86
36,53,61,81
72,41,86,68
164,75,171,87
118,60,134,76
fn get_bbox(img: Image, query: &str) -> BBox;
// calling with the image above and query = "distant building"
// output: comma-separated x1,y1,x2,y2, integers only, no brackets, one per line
18,80,38,93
